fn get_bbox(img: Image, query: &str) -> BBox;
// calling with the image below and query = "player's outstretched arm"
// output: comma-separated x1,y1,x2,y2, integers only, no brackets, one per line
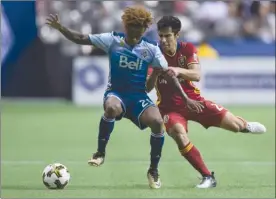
46,14,91,45
150,45,203,112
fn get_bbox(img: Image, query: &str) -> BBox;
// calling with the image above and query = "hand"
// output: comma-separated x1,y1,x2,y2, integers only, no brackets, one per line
166,67,179,77
46,14,61,30
186,98,204,113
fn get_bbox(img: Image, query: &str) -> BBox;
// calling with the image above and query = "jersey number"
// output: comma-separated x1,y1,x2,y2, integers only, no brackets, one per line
210,103,224,111
139,99,152,108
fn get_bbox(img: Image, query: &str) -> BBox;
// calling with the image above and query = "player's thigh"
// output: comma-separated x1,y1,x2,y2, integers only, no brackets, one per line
103,92,125,119
162,111,188,133
127,95,161,131
162,112,189,148
190,100,227,129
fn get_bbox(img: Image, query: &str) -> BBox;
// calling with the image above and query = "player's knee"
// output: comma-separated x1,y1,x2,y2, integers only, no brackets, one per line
149,117,164,133
168,128,190,149
105,103,122,118
167,127,178,138
169,128,188,139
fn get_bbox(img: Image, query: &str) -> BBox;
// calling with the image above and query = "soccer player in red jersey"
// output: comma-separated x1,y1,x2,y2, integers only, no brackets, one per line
147,16,266,189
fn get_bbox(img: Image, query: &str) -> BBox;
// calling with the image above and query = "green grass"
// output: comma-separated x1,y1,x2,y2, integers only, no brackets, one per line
1,101,275,198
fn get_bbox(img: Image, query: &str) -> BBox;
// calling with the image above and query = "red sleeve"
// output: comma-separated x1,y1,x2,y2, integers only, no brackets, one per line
147,67,153,76
182,42,199,66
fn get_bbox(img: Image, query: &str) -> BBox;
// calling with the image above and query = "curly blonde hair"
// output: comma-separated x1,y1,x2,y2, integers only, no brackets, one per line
122,6,153,28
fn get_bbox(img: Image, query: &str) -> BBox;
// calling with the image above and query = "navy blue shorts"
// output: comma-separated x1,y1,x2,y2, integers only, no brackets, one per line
103,91,155,130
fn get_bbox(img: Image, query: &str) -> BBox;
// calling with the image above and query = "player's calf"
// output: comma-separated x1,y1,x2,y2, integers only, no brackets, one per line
168,123,213,184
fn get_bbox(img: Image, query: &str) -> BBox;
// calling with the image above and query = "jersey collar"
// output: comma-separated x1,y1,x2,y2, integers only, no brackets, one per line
159,41,180,57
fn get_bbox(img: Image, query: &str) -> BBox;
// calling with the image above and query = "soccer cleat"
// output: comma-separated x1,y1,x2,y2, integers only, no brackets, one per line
246,122,266,134
196,172,217,189
88,152,105,167
147,168,161,189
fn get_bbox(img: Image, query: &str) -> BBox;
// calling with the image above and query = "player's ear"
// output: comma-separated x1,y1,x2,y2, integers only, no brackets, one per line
175,32,180,39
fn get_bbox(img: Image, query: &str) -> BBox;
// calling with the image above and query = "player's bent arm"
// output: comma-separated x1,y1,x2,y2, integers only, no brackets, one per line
177,63,201,82
169,74,204,113
58,25,92,45
147,45,168,92
146,73,158,93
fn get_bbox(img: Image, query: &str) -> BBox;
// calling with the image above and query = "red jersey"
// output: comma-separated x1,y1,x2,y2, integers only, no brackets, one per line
148,42,204,111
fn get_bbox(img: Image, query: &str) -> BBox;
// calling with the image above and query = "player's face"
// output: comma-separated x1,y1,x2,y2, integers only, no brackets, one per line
125,25,146,45
158,27,179,53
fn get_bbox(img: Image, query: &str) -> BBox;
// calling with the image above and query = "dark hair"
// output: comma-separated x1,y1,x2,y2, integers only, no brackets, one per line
157,16,181,34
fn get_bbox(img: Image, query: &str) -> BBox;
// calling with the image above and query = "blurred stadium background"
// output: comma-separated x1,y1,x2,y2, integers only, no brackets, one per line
1,1,275,198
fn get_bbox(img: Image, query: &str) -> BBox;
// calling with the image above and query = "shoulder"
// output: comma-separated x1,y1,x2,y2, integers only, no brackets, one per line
106,31,125,44
141,37,159,51
178,41,197,54
140,38,160,57
141,37,158,46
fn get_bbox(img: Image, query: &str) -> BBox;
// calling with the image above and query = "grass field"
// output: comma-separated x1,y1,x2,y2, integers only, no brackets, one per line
1,100,275,198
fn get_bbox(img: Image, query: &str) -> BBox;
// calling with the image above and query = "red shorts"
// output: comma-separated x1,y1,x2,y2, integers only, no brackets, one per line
160,100,228,132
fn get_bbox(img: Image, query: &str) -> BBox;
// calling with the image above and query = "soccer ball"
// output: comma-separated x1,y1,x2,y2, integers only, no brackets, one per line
42,163,70,189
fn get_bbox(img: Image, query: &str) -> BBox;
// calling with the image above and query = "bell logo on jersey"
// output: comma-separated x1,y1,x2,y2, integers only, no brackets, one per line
119,55,143,70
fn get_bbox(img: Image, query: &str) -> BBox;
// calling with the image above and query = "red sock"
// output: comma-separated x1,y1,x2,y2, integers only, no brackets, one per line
180,142,211,176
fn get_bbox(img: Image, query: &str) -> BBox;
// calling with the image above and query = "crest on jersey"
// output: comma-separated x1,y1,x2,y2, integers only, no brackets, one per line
119,39,124,46
178,56,186,68
163,115,169,124
141,50,148,59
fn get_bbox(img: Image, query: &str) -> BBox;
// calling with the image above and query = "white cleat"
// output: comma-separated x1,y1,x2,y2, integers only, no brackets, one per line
147,168,161,189
88,152,105,167
246,122,266,134
196,172,217,189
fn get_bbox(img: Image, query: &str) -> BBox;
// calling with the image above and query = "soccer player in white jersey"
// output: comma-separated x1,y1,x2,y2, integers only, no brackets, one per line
46,6,203,189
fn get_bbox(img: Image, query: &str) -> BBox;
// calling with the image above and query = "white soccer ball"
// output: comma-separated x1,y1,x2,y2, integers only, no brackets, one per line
42,163,70,189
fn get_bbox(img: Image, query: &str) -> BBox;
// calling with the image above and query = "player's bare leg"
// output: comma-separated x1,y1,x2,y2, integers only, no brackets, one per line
168,123,216,189
140,106,164,189
220,111,266,134
88,96,123,167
